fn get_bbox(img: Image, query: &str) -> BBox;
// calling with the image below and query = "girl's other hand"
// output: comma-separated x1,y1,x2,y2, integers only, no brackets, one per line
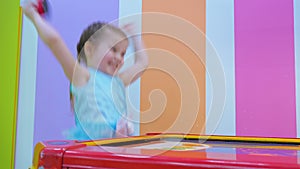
116,118,128,137
116,118,134,137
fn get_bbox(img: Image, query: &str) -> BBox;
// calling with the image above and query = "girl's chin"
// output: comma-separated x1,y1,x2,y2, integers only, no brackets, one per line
101,66,119,75
109,69,119,76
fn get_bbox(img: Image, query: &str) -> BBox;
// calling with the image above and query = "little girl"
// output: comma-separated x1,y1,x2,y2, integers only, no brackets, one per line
22,1,148,140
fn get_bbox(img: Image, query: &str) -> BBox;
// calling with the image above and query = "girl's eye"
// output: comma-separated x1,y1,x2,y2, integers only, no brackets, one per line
112,47,117,52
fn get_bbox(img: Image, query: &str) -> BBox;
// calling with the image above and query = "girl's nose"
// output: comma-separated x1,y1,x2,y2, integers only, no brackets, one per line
115,53,123,61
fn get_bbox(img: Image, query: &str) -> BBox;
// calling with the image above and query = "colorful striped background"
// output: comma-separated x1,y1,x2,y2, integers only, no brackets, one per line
140,0,299,139
3,0,298,168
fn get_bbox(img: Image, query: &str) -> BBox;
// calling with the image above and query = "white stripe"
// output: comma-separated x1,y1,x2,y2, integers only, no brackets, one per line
206,0,236,136
295,0,300,138
14,16,38,169
118,0,142,135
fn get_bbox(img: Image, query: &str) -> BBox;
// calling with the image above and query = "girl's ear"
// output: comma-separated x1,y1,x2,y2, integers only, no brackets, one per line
84,41,94,59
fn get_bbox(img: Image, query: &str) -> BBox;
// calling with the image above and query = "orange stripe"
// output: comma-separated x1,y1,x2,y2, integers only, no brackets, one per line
141,0,206,135
11,7,22,169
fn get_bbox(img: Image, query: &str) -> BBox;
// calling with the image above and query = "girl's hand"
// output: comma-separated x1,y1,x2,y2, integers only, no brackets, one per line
122,23,140,40
121,23,143,50
116,118,134,137
22,0,38,20
116,118,128,137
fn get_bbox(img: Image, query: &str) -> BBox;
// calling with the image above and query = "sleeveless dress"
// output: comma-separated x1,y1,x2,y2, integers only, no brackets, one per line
64,68,127,140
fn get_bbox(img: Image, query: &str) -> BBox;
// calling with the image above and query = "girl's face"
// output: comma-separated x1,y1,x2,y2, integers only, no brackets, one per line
89,30,128,75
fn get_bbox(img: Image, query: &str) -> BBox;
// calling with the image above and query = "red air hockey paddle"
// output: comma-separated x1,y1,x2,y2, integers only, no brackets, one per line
35,0,50,17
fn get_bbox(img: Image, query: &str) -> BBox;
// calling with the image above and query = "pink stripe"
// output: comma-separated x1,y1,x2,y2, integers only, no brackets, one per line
235,0,296,137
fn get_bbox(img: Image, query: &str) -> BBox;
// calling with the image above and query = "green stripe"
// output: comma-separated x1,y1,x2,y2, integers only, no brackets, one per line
0,0,21,168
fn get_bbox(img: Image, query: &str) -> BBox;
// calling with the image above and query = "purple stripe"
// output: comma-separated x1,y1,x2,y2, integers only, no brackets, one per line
235,0,296,137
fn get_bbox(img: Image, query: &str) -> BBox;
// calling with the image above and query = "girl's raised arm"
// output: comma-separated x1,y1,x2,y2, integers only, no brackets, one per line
22,1,89,86
119,24,149,86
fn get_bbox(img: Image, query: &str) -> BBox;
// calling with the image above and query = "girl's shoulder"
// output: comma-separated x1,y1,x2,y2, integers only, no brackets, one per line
71,65,91,88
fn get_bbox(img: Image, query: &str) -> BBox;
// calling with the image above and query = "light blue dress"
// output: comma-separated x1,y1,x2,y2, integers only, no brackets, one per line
64,68,127,140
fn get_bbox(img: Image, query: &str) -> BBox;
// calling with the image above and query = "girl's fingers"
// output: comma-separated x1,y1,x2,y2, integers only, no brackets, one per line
122,23,137,37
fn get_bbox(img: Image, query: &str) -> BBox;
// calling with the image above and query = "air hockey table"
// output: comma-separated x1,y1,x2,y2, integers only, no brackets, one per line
31,133,300,169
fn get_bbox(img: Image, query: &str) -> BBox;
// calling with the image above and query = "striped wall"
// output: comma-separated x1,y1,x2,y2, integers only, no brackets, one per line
11,0,300,168
140,0,299,138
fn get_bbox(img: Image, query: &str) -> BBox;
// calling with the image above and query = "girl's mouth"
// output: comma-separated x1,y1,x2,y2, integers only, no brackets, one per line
108,61,119,69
